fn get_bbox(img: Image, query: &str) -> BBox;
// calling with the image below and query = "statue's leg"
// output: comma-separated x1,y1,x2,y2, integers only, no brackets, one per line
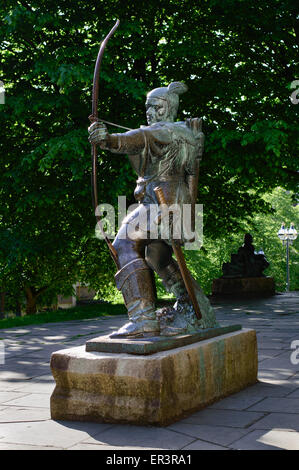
110,215,159,338
145,241,186,298
145,240,218,335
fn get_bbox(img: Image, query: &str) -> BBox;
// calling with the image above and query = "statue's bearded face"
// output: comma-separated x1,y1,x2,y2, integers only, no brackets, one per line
145,97,169,125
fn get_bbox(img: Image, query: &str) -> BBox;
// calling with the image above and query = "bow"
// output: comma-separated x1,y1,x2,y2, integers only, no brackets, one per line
89,20,120,267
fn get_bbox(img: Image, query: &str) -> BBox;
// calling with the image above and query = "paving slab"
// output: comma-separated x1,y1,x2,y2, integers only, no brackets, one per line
0,292,298,450
231,429,299,450
0,391,31,404
181,439,228,450
3,392,50,408
0,381,16,391
30,373,54,381
247,412,299,432
67,443,165,450
0,406,51,422
285,388,299,398
247,397,299,413
0,442,62,450
0,365,51,381
3,346,43,360
178,409,266,428
272,349,299,360
258,369,295,381
17,344,69,359
206,395,265,411
9,380,55,394
258,356,299,372
0,420,114,448
258,350,286,362
258,378,299,391
167,423,249,446
288,372,299,384
82,424,195,450
229,380,298,398
257,341,289,350
3,356,51,367
2,328,32,336
0,380,36,391
257,331,298,338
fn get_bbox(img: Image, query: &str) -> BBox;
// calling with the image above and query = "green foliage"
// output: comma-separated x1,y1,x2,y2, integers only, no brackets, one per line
250,188,299,291
0,1,298,313
186,188,299,293
0,301,127,329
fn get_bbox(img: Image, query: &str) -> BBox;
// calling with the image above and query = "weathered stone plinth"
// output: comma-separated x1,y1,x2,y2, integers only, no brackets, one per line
50,328,257,426
212,277,275,296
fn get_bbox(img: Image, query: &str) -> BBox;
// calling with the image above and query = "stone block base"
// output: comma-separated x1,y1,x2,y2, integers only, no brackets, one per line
50,328,257,426
212,277,275,296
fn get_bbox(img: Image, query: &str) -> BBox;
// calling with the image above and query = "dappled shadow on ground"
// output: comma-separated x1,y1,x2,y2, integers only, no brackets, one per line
210,292,299,317
0,315,127,384
1,292,299,450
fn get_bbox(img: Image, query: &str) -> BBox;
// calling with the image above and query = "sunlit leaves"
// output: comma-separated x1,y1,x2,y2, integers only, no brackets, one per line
0,0,298,310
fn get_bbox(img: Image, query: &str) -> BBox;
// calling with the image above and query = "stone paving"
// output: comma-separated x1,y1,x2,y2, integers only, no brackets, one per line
0,292,298,450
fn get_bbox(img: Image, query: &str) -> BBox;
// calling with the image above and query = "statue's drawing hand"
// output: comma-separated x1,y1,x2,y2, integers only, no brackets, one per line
88,121,108,145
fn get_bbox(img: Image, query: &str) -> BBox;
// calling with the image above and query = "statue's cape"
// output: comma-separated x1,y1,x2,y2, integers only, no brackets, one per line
129,121,203,177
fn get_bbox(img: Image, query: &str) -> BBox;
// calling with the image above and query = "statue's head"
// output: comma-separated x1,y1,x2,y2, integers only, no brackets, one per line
244,233,253,245
145,82,188,125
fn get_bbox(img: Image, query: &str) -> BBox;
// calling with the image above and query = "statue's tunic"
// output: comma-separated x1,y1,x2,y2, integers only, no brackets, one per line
105,121,203,244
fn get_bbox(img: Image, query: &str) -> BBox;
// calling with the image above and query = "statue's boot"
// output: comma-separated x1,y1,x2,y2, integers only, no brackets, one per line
155,259,217,335
155,260,192,325
110,258,159,338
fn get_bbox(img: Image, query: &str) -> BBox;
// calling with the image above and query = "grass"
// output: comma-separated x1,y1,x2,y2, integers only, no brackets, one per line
0,302,127,329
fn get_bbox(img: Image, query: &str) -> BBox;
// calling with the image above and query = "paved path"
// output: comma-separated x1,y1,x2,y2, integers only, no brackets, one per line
0,292,298,450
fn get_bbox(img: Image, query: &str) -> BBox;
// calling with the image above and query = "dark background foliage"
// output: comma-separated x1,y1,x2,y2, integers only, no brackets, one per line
0,0,298,313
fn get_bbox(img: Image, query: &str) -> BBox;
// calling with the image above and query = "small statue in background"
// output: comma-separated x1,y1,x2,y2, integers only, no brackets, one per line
222,234,269,278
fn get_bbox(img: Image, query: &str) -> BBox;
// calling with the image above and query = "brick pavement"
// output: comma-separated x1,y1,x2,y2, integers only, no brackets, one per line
0,292,298,450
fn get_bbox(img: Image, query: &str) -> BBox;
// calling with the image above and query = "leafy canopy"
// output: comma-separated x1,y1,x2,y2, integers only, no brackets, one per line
0,0,298,310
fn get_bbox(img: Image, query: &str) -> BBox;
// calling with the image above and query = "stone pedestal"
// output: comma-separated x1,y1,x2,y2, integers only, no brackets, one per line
50,328,258,426
212,277,275,296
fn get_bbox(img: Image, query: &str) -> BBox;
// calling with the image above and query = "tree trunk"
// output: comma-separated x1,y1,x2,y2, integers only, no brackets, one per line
24,285,48,315
25,287,38,315
0,291,5,319
15,300,22,317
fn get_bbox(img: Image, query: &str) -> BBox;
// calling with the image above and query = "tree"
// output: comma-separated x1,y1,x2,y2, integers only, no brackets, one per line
185,187,299,294
0,0,298,312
